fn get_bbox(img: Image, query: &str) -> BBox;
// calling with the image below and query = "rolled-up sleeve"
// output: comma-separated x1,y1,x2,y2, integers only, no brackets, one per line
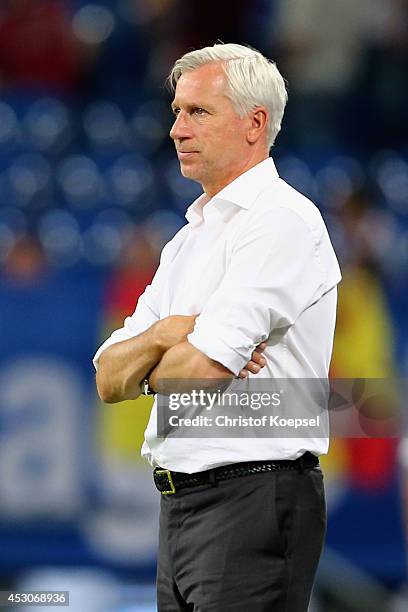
188,207,330,376
93,282,162,370
92,236,177,370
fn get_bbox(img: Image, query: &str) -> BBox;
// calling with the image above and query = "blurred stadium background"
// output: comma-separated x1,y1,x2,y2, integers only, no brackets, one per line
0,1,407,610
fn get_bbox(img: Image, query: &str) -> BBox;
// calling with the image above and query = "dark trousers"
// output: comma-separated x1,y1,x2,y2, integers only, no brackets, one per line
157,465,326,611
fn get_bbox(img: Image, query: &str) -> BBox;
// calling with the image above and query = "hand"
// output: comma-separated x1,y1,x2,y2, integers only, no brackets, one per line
153,314,198,352
238,342,267,379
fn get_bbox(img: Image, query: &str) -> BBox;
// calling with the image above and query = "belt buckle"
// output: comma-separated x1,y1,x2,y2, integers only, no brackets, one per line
156,469,176,495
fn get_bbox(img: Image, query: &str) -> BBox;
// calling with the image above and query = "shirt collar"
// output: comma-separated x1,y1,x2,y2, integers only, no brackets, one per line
185,157,279,226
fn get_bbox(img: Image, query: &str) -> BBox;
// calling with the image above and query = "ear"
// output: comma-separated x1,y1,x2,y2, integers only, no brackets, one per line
247,107,268,144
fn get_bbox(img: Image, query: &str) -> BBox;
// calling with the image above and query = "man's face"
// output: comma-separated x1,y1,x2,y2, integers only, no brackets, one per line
170,62,252,197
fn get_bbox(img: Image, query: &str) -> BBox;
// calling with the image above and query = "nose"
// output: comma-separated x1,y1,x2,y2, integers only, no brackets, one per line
170,111,191,141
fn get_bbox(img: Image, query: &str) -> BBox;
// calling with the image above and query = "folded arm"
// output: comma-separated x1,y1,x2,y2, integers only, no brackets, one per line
96,315,197,403
97,316,267,401
148,340,267,394
148,341,233,394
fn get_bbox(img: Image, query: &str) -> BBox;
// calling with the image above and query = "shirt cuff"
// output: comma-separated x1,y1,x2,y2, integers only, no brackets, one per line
187,327,247,377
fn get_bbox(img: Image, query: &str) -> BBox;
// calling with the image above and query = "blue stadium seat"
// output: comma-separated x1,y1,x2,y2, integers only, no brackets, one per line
23,98,73,154
0,102,21,156
81,209,133,267
56,154,106,210
37,209,82,267
7,153,52,208
83,100,128,151
130,100,171,154
108,153,155,210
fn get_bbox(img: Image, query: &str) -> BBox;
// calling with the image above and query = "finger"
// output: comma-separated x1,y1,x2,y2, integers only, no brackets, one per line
245,360,262,374
238,369,249,379
251,352,266,366
255,342,267,352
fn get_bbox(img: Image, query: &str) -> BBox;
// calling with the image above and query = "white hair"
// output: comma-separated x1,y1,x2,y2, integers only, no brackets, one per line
167,43,288,148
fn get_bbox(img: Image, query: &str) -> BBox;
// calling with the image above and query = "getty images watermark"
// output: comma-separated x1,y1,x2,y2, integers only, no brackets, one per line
156,378,403,439
167,389,320,430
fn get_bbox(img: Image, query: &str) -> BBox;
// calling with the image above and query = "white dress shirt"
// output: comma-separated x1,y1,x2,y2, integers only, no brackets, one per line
94,158,341,472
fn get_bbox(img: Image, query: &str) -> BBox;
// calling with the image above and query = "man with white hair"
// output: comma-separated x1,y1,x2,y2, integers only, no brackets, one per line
94,43,341,611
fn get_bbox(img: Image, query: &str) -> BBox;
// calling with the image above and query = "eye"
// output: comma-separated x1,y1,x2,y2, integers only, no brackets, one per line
193,107,207,115
172,107,180,116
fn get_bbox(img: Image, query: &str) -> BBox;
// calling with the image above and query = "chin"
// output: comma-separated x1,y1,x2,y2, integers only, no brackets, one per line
180,164,200,181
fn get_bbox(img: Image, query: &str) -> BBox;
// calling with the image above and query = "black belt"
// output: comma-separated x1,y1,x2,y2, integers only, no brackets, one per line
153,452,319,495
